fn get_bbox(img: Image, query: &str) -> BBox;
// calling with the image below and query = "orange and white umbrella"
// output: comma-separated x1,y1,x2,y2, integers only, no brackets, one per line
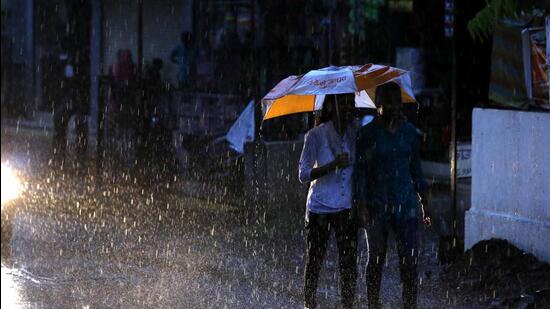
262,64,416,120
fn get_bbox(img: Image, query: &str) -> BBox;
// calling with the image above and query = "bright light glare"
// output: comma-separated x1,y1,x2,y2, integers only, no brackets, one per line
1,265,22,308
1,164,23,207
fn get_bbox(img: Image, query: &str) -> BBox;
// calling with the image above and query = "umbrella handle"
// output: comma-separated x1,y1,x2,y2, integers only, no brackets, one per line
334,95,341,133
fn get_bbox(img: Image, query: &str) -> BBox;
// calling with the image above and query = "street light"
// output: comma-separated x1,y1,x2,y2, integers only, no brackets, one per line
1,163,22,208
1,162,23,261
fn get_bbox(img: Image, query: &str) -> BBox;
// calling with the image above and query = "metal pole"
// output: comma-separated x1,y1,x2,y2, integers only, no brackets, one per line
136,0,144,164
252,1,261,142
334,95,341,133
450,2,458,252
92,0,102,183
25,0,34,116
137,0,143,75
96,78,105,187
91,0,102,144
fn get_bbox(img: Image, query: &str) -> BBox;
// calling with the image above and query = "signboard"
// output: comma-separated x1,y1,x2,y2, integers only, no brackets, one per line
522,26,548,106
444,0,454,38
457,141,471,178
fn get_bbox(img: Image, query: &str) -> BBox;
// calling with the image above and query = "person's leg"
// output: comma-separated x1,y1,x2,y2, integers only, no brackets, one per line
393,219,419,309
74,111,88,163
334,210,358,308
53,106,69,168
365,215,389,309
304,212,330,308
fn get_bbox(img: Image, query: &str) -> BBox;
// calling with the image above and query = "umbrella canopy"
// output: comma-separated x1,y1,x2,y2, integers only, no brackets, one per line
262,64,416,120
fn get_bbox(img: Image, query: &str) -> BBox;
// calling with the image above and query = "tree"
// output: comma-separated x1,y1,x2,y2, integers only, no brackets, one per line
467,0,546,41
348,0,385,41
1,7,8,30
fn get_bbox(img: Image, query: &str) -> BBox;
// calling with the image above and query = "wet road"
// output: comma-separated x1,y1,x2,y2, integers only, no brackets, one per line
1,125,473,308
1,125,304,308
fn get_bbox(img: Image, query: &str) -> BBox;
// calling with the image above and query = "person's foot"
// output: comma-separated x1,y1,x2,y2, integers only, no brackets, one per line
368,301,381,309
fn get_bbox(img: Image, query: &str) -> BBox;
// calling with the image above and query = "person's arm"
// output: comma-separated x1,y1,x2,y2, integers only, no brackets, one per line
310,153,349,181
410,126,431,225
299,131,349,184
298,131,316,184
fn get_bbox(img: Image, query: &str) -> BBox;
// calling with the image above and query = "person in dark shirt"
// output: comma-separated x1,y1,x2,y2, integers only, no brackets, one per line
354,82,431,309
170,32,194,89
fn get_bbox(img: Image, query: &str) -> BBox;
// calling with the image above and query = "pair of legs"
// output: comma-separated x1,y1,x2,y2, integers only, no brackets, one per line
366,215,419,309
304,209,357,308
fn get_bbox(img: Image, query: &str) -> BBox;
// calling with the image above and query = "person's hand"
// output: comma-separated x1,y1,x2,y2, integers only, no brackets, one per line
334,153,351,168
355,200,369,228
423,213,432,226
420,197,432,226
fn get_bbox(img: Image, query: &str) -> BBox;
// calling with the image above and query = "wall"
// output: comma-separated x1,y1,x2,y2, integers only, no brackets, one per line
466,108,550,262
1,0,34,116
1,0,31,64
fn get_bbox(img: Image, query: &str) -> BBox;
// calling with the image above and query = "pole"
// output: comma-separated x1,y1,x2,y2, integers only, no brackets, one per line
96,77,105,187
137,0,143,76
250,1,262,142
353,0,358,64
25,0,34,116
136,0,144,165
450,1,458,254
92,0,103,186
334,95,341,133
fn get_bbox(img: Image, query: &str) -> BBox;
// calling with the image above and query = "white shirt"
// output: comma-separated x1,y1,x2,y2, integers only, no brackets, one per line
299,121,357,216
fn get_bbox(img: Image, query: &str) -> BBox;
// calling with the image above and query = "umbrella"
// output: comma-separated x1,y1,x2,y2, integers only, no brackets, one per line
261,64,416,120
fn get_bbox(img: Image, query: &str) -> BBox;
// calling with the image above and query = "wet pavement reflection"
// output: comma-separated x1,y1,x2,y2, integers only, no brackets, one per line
2,264,23,308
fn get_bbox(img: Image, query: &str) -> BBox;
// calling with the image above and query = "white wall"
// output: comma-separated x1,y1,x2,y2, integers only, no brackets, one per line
466,108,550,262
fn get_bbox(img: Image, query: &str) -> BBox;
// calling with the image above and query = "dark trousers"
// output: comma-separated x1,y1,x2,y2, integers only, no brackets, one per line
366,216,419,309
304,210,357,308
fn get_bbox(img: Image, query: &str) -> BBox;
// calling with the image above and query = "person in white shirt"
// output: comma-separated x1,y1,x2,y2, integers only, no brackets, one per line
299,94,358,309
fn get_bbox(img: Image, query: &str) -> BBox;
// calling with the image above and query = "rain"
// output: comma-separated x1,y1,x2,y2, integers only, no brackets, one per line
1,1,550,308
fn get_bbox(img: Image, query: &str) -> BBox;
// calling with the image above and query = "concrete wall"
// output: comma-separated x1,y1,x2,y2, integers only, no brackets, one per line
466,108,550,262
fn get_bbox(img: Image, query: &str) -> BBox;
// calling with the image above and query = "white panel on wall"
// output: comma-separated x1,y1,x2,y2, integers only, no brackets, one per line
467,108,550,262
